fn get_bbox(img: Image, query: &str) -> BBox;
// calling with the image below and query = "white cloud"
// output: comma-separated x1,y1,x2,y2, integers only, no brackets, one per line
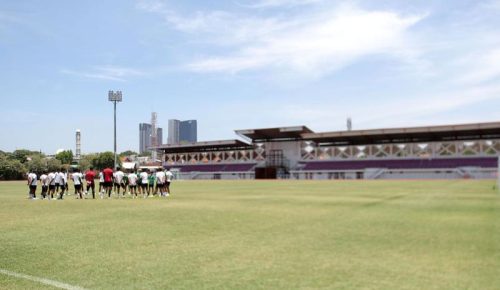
61,66,144,82
242,0,324,8
189,6,423,75
137,2,425,76
479,0,500,10
269,83,500,131
454,49,500,85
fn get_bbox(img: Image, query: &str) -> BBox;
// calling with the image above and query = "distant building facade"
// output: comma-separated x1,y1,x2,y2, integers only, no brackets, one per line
168,119,180,145
157,128,163,148
180,120,197,143
168,119,197,144
139,123,163,154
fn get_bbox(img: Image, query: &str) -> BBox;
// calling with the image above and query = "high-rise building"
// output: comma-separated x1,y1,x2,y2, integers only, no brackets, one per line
139,123,163,154
168,119,197,144
180,120,197,143
75,129,81,160
168,119,180,145
157,128,163,147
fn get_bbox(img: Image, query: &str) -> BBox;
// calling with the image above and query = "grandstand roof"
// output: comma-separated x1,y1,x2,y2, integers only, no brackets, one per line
235,126,313,141
303,121,500,145
156,139,252,153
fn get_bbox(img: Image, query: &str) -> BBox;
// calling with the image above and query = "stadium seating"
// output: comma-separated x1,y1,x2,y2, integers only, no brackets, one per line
300,157,498,170
170,163,257,172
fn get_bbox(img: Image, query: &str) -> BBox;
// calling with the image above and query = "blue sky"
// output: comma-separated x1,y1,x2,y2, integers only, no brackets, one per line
1,0,500,154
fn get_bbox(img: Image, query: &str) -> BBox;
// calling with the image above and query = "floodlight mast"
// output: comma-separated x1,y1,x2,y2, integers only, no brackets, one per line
108,90,122,170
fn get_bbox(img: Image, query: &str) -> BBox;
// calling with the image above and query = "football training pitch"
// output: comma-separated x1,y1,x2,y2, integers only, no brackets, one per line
1,180,499,289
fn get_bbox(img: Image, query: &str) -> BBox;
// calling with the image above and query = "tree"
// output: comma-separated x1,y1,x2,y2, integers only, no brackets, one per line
12,149,43,163
94,152,119,170
119,150,138,157
46,158,62,172
0,155,26,180
56,150,73,165
26,155,46,173
79,153,98,171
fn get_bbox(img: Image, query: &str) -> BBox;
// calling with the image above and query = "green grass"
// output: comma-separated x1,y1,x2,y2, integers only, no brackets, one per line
1,180,499,289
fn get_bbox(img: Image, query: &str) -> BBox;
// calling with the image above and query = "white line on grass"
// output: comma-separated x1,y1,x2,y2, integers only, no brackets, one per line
0,268,88,290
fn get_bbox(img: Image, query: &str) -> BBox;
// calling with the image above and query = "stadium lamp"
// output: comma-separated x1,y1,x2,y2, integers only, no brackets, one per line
108,91,123,170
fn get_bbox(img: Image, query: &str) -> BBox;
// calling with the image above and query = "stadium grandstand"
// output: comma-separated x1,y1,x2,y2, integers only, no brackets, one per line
155,122,500,180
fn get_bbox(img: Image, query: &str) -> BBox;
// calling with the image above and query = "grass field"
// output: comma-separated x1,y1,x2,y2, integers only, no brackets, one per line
1,180,499,290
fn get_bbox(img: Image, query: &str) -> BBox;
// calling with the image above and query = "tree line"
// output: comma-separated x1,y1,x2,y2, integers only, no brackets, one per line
0,149,140,180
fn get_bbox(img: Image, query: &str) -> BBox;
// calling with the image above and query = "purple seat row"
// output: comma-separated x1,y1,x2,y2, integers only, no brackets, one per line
169,163,257,173
300,157,498,171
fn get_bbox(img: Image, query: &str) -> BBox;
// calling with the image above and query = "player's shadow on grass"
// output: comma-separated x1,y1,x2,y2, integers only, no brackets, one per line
361,194,408,208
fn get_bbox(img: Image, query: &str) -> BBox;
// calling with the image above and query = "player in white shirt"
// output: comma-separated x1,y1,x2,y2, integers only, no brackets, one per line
165,168,174,197
65,171,70,195
27,171,38,199
54,171,61,192
48,171,56,199
98,171,105,198
57,170,67,199
72,169,84,199
139,169,148,197
114,167,125,197
127,171,138,198
155,169,166,197
40,172,49,199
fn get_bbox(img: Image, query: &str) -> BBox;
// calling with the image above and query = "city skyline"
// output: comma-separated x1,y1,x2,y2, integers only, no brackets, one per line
168,119,197,145
139,123,163,154
1,1,500,154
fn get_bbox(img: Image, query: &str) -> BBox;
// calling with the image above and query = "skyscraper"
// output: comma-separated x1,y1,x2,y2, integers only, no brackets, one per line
180,120,197,143
168,119,197,144
157,128,163,147
139,123,163,154
168,119,180,145
75,129,81,160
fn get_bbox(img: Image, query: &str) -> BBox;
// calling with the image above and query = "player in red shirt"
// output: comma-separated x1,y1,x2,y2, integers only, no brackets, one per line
102,167,114,198
85,167,96,199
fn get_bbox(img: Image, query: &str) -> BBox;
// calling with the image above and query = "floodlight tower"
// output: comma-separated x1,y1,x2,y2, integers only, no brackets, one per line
75,129,81,161
347,117,352,131
108,90,122,170
151,112,158,161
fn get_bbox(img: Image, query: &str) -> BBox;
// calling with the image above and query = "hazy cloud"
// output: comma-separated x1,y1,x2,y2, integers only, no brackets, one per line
242,0,324,8
61,66,144,82
138,1,425,76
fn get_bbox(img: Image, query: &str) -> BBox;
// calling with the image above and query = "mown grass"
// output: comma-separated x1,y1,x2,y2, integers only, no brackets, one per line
0,180,499,289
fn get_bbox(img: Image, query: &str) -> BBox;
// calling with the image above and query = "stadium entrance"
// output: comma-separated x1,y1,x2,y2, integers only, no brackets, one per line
255,167,277,179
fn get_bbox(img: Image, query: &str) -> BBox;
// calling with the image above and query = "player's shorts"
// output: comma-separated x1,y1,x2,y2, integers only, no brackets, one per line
49,184,55,190
156,182,164,187
114,182,121,187
129,185,136,189
166,182,171,187
74,184,82,190
104,181,112,188
42,185,48,191
29,185,37,190
140,183,147,189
